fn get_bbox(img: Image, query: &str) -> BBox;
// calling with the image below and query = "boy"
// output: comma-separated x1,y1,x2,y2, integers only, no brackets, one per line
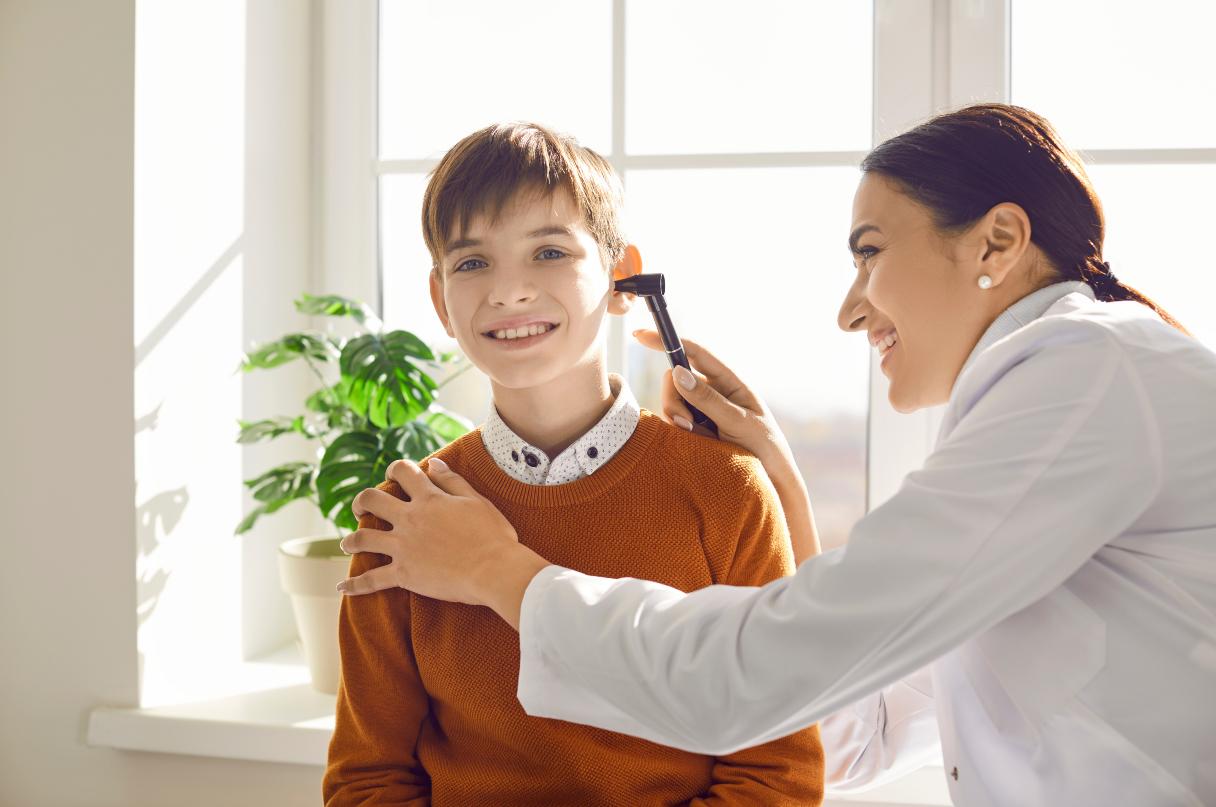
323,123,824,805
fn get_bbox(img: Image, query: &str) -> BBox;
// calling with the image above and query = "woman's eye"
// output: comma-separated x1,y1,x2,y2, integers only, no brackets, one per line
854,246,879,268
537,248,567,261
454,258,486,273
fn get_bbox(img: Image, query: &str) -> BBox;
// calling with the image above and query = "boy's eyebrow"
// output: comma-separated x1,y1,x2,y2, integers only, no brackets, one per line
848,224,881,253
445,225,576,255
446,236,480,252
527,225,576,239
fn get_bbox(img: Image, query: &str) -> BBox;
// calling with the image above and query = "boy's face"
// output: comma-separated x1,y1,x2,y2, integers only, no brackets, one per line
429,186,638,391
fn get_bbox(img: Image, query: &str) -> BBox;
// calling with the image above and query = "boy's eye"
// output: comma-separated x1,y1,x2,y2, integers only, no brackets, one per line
454,258,486,273
537,248,567,261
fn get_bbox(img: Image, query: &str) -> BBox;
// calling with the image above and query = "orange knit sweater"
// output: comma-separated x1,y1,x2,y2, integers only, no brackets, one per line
323,411,824,806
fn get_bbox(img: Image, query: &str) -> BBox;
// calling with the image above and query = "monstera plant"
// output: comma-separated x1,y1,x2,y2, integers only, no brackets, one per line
235,293,470,537
235,293,471,694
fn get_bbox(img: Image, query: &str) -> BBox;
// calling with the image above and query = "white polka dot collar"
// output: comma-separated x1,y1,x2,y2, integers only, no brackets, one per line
480,374,642,486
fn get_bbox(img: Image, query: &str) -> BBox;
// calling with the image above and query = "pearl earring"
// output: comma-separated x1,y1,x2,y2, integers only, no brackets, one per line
977,275,993,290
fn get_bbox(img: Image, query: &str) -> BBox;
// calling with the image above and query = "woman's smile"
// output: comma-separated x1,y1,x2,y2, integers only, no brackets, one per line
871,328,900,371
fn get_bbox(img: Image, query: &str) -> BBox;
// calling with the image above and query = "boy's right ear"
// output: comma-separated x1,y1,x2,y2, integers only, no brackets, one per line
429,270,455,338
608,245,644,316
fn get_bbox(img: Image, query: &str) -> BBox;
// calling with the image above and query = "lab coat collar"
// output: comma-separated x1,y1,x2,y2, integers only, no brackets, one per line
956,281,1095,386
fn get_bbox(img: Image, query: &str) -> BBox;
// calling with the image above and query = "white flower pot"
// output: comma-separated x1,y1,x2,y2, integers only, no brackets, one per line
278,536,351,695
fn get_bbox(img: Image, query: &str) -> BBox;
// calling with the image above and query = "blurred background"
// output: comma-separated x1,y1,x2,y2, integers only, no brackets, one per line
3,1,1212,805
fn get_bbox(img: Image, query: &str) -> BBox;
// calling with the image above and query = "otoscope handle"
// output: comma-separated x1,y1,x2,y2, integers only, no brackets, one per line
646,295,718,435
666,346,719,435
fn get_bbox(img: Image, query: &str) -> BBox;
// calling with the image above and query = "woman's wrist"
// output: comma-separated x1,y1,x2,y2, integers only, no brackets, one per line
475,543,554,631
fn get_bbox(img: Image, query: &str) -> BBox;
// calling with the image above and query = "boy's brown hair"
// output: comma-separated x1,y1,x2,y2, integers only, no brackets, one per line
421,122,627,272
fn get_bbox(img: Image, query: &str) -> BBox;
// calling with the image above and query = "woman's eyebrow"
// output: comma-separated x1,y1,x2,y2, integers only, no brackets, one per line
848,224,881,253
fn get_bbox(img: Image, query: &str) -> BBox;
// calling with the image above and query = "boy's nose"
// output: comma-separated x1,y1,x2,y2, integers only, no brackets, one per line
488,271,540,306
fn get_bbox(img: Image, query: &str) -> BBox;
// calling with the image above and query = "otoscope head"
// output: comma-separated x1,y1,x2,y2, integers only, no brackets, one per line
613,273,665,297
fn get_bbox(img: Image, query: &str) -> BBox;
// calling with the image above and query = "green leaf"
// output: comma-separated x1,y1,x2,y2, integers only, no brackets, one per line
240,332,340,371
315,432,387,531
243,461,315,503
236,462,315,533
339,331,439,428
234,495,299,534
305,385,341,413
424,408,472,443
385,421,446,461
237,416,299,444
295,293,382,330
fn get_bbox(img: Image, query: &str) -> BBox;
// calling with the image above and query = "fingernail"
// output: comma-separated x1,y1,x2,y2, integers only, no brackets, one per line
429,457,448,473
335,580,349,593
631,328,644,336
673,415,693,432
673,365,696,390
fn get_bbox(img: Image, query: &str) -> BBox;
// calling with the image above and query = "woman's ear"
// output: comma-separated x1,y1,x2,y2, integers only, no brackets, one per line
429,270,455,338
975,202,1033,288
607,245,643,316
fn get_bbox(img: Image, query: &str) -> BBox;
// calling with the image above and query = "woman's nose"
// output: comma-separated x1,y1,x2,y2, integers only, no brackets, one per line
837,280,868,333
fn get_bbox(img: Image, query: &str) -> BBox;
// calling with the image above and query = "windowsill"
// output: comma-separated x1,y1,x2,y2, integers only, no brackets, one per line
87,643,334,766
87,649,950,805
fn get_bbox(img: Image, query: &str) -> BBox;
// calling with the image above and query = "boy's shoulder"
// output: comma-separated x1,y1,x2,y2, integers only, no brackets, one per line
642,410,771,490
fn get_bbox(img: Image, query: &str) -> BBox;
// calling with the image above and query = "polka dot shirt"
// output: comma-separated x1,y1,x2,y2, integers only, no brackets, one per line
480,374,641,485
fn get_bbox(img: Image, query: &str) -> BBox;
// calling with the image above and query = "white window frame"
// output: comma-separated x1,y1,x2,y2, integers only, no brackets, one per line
319,0,1015,511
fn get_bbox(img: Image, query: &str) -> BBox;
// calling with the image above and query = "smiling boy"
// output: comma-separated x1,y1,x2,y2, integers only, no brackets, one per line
323,123,824,806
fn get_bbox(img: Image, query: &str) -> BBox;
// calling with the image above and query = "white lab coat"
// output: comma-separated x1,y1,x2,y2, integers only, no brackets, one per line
515,282,1216,806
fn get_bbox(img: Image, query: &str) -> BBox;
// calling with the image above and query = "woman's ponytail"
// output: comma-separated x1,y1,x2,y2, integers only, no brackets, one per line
1080,256,1190,334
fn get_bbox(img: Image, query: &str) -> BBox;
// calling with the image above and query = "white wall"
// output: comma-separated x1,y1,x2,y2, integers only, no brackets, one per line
1,1,324,804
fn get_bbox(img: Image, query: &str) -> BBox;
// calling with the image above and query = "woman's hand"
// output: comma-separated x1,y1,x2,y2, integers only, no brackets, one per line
337,458,551,630
633,329,821,564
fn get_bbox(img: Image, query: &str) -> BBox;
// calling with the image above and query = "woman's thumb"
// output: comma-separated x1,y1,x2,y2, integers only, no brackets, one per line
671,365,745,426
425,458,482,499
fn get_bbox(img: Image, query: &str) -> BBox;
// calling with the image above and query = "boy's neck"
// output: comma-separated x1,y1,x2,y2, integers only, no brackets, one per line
489,359,615,459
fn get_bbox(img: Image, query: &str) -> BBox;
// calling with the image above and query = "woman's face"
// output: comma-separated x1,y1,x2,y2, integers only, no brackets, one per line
838,172,1016,412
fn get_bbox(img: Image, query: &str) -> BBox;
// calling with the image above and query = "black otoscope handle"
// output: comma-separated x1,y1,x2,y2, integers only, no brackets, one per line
644,296,719,436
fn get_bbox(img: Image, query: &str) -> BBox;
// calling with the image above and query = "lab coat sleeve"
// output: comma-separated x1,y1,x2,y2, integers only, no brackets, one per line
516,324,1164,755
820,667,940,792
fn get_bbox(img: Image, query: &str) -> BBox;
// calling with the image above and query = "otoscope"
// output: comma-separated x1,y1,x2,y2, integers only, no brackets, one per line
614,273,718,436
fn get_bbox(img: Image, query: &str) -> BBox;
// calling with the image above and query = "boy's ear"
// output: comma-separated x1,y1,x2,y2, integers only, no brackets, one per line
429,270,455,338
607,245,643,316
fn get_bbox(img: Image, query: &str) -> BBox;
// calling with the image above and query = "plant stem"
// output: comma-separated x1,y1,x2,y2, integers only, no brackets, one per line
301,355,334,450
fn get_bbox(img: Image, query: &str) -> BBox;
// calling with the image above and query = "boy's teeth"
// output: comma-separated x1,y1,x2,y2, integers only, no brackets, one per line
493,323,552,340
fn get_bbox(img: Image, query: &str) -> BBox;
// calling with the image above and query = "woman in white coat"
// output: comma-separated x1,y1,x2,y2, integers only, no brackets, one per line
339,104,1216,806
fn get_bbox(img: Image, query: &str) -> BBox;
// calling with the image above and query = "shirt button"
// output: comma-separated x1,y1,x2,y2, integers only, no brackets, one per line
587,446,598,459
524,452,539,467
951,767,959,781
511,450,520,463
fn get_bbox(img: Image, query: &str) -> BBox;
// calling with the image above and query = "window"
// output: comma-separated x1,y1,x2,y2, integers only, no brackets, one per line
1011,0,1216,349
378,0,873,549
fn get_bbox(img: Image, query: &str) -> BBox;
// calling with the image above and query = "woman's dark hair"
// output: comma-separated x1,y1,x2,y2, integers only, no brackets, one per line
861,103,1188,333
